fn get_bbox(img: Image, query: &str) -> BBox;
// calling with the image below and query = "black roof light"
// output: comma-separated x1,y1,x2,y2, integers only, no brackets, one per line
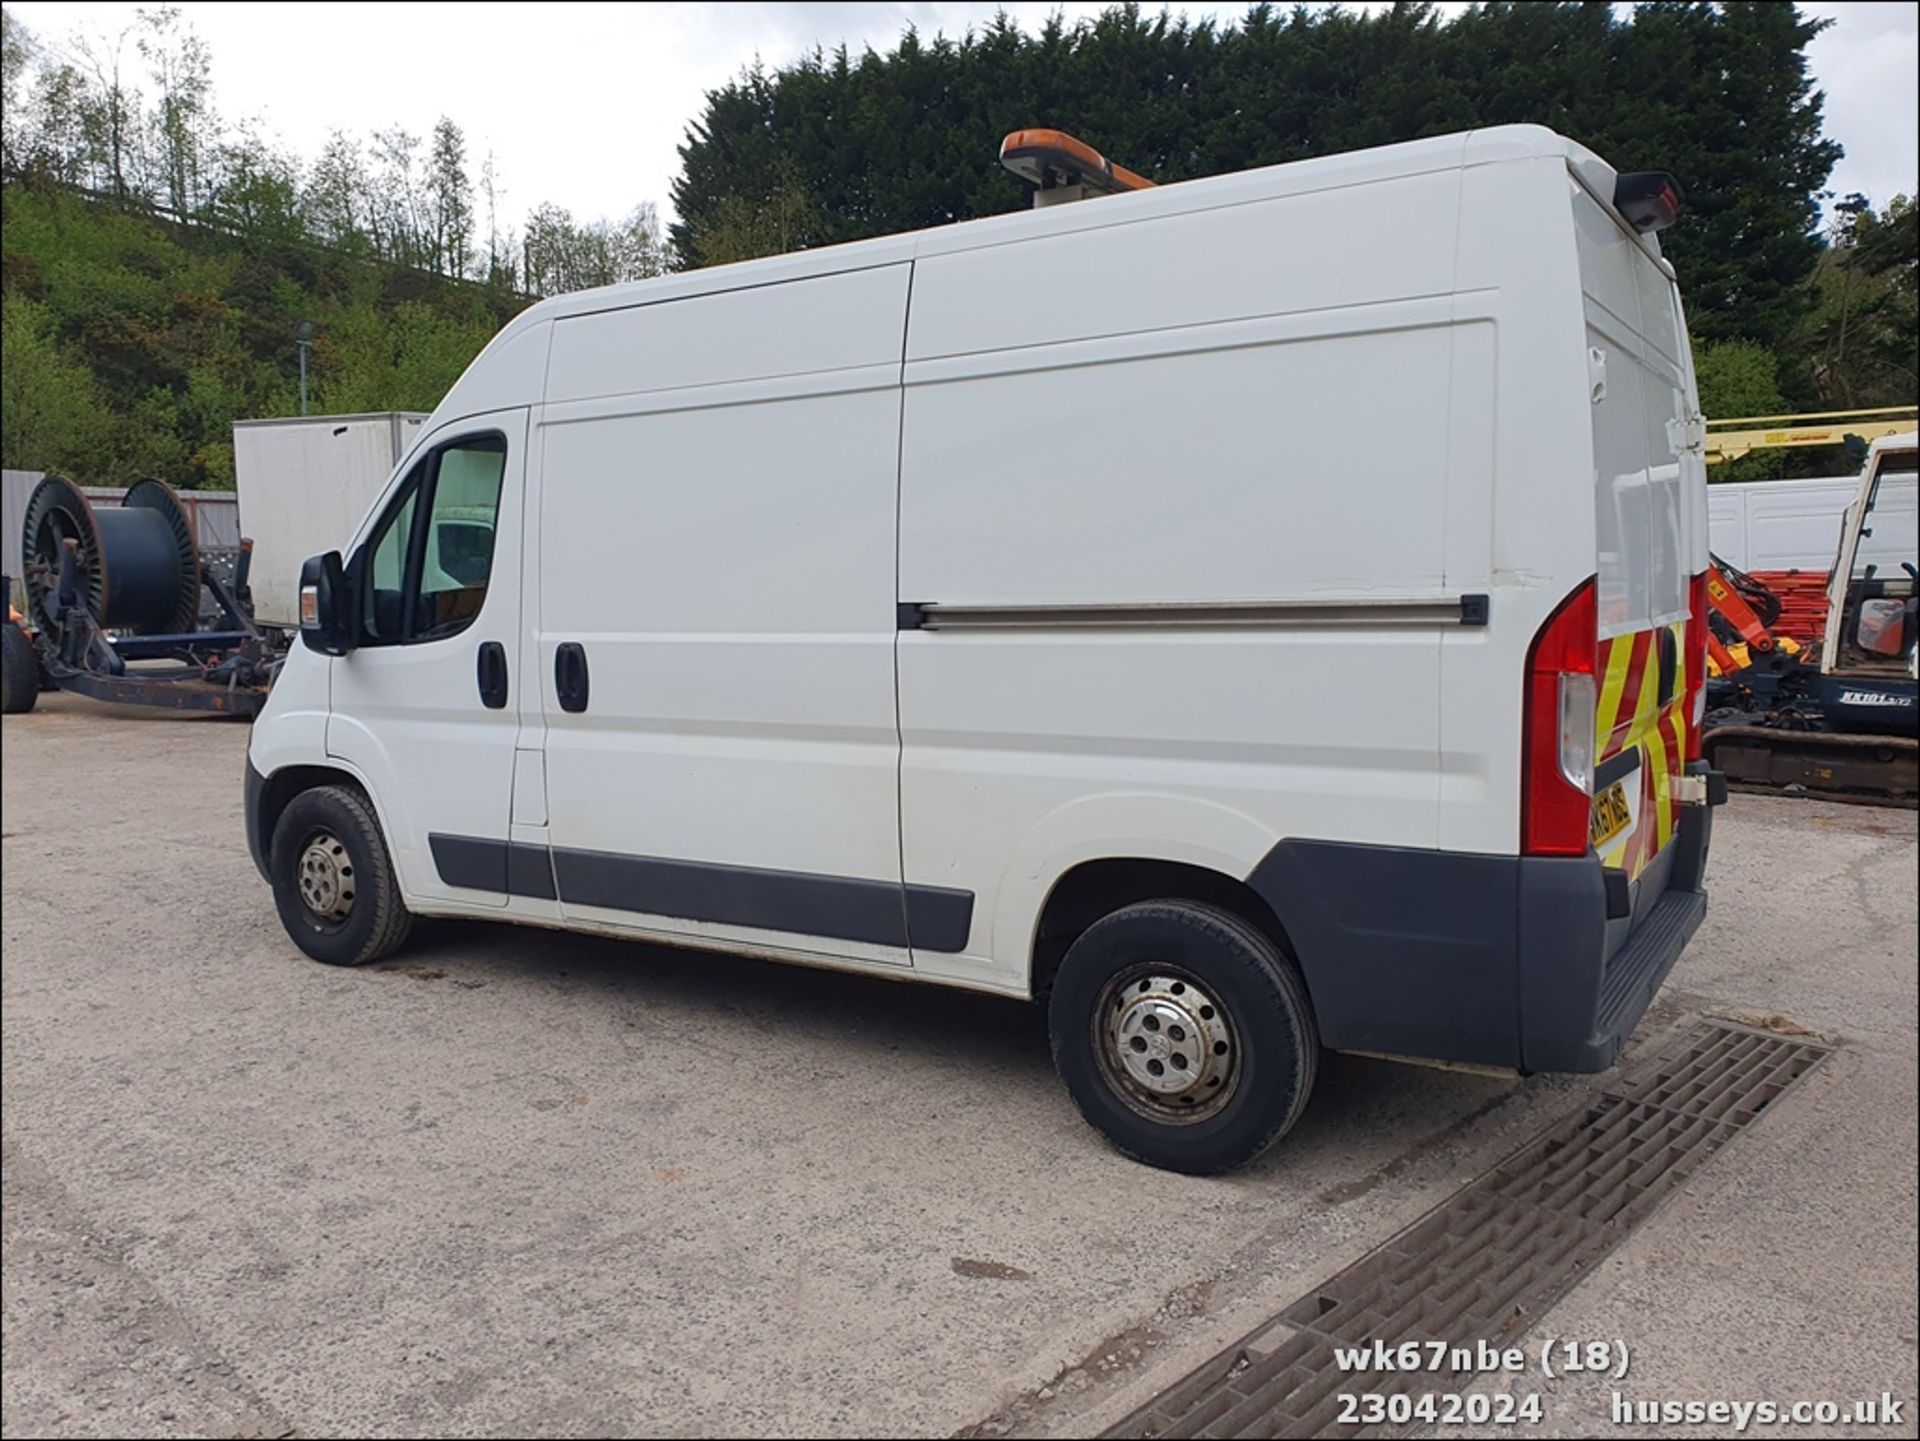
1614,172,1684,233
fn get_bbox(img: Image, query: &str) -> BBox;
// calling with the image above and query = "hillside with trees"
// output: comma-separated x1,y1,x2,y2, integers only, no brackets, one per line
1,4,667,487
2,2,1913,490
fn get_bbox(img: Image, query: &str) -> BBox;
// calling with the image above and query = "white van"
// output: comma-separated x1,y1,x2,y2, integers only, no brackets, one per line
246,125,1723,1173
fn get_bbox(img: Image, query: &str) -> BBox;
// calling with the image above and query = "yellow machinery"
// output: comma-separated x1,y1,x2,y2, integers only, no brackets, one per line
1705,406,1917,465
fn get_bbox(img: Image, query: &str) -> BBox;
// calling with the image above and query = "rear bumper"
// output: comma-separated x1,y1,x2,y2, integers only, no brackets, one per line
1245,763,1720,1074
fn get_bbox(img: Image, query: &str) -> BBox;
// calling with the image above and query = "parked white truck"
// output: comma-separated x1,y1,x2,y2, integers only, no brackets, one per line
233,413,427,628
244,126,1723,1173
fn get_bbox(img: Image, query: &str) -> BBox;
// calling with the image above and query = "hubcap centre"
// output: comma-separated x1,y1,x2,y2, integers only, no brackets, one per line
297,835,356,922
1104,971,1235,1113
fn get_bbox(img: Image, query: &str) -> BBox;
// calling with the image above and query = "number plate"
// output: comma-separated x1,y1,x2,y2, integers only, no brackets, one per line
1590,779,1632,850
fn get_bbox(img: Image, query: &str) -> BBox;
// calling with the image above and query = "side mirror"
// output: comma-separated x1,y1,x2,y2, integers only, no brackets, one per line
298,551,355,655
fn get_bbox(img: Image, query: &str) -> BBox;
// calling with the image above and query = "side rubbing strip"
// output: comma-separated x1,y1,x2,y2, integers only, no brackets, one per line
429,834,507,894
507,842,557,900
901,596,1489,632
904,886,974,954
427,834,973,952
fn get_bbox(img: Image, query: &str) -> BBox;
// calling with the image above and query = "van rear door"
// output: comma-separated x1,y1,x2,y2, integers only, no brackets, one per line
1574,185,1701,893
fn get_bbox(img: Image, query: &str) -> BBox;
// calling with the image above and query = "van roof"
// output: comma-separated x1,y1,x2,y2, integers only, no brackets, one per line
429,126,1625,428
513,124,1615,330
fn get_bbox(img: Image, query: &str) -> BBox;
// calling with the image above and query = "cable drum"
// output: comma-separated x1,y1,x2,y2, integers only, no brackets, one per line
21,475,202,637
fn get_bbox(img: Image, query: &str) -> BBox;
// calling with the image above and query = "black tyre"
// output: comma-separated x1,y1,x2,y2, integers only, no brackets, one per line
1,621,38,715
1049,900,1318,1175
269,784,412,966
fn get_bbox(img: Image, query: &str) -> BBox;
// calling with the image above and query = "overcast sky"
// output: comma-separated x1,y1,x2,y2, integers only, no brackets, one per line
9,1,1917,236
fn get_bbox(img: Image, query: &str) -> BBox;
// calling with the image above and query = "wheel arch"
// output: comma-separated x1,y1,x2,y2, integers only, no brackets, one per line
250,762,376,879
1028,856,1302,1006
991,792,1289,996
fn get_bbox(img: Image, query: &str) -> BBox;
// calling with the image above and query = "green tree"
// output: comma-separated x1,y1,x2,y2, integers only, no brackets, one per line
688,162,824,267
1784,195,1919,410
426,117,473,279
0,293,115,471
1691,337,1789,479
521,200,666,294
303,130,369,252
138,5,214,217
669,0,1841,350
70,17,145,199
1,6,34,174
315,300,502,414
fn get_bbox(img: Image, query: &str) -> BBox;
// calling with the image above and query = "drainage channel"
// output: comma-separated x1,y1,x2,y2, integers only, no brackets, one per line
1103,1020,1833,1440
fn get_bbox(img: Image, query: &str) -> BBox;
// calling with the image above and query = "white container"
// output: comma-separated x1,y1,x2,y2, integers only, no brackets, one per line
234,413,427,625
1709,470,1917,574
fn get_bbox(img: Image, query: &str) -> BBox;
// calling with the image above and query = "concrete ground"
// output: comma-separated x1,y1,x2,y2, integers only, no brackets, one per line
2,691,1914,1439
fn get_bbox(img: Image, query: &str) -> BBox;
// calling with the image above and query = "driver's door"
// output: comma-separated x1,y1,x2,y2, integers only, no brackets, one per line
326,411,530,908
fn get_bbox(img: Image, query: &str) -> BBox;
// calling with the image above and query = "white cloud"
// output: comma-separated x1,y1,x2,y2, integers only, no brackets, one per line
1804,0,1920,208
8,0,1916,239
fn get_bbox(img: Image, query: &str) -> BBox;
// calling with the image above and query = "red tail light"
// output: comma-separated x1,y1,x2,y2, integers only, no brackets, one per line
1522,578,1598,857
1684,570,1709,761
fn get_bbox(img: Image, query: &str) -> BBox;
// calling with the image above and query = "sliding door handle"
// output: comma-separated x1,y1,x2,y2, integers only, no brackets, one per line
555,641,590,714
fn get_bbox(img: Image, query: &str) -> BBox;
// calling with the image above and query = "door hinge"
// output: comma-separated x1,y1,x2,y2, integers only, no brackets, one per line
1667,413,1707,455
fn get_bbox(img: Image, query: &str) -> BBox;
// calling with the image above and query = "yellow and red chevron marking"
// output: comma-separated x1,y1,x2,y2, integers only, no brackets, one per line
1593,622,1688,879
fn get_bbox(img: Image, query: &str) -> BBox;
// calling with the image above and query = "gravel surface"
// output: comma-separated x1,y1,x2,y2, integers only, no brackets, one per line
4,692,1913,1437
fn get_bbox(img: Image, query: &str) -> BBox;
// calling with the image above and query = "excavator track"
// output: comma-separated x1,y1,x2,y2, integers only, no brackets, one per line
1704,725,1919,808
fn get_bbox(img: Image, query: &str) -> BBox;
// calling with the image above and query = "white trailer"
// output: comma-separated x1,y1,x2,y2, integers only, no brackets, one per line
234,413,426,627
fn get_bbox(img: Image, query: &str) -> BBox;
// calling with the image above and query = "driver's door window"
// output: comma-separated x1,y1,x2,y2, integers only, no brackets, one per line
358,434,506,646
363,473,420,643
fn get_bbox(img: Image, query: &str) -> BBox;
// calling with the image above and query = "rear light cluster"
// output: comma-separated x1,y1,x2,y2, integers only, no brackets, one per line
1522,579,1598,857
1684,570,1709,760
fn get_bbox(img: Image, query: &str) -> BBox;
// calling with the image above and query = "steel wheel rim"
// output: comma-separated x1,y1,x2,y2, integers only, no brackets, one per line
296,831,356,926
1092,964,1239,1124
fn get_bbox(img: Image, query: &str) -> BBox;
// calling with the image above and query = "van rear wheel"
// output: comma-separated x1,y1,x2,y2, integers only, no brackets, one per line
269,785,412,966
1049,900,1317,1174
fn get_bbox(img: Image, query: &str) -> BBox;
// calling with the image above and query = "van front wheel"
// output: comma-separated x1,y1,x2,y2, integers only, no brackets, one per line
269,785,412,967
1048,900,1317,1174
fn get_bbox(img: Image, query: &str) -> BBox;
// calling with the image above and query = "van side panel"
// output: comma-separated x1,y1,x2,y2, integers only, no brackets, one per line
535,265,918,965
899,172,1469,985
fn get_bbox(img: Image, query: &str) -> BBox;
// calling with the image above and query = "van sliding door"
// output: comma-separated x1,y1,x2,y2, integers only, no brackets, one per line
533,265,922,964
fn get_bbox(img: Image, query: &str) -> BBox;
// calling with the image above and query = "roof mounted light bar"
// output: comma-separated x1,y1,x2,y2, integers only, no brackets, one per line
1613,171,1683,233
999,128,1156,208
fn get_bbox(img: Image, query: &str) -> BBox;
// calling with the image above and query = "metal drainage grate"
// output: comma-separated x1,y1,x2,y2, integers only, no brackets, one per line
1104,1021,1831,1440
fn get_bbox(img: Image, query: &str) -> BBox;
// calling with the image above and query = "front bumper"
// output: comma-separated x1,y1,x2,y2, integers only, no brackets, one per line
1245,762,1721,1074
243,758,271,884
